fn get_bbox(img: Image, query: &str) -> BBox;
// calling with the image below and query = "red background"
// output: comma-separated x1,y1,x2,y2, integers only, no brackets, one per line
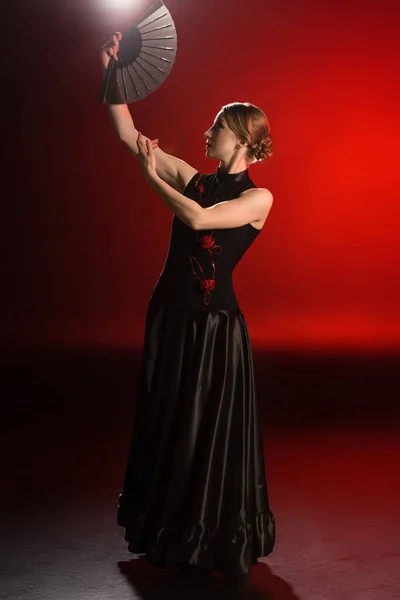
3,0,400,352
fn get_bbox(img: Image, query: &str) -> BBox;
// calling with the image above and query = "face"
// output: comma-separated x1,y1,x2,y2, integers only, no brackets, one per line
204,114,245,160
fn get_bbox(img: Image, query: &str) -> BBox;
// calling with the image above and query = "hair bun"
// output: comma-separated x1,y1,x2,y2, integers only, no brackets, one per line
253,134,273,161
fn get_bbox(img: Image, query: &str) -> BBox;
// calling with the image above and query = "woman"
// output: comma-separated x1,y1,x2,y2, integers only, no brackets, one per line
101,33,276,576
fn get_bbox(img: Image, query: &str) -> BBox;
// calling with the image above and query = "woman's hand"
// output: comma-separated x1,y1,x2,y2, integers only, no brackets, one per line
137,132,159,181
100,31,122,72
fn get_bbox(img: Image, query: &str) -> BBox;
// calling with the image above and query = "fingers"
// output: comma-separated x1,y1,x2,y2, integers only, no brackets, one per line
103,32,122,61
102,32,122,50
137,132,146,153
137,132,159,151
111,33,119,61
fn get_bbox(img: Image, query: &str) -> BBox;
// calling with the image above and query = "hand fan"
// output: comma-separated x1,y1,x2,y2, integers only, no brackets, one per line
99,0,177,104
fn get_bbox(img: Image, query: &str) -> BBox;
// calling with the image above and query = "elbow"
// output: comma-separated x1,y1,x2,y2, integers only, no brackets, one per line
189,217,198,231
190,210,203,231
191,205,205,231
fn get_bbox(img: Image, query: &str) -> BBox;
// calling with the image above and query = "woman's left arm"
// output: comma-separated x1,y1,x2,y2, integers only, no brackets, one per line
137,135,272,230
146,174,201,228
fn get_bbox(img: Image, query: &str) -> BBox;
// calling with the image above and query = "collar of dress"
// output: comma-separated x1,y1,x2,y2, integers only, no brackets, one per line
215,166,249,185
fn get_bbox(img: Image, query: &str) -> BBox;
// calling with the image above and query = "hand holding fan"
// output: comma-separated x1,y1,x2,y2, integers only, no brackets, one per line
99,0,178,104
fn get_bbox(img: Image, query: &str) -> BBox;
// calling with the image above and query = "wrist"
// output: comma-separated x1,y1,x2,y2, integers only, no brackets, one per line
144,169,159,184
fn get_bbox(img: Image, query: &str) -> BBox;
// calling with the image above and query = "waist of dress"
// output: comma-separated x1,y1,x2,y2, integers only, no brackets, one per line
148,298,243,317
150,274,240,312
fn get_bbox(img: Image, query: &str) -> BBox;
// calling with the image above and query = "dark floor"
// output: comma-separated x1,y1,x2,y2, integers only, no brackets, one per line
1,347,400,599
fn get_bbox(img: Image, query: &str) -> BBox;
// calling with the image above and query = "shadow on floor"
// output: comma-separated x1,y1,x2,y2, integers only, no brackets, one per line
118,556,301,600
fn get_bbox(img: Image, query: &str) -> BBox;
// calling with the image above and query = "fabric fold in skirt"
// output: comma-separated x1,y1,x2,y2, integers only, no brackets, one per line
118,300,275,575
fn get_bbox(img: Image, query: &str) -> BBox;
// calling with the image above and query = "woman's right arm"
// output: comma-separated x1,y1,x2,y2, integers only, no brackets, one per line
101,33,198,193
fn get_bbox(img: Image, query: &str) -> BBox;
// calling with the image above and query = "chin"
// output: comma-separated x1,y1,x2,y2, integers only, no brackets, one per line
206,148,220,160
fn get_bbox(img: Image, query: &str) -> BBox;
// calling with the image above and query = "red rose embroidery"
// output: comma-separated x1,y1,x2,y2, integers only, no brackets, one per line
200,279,215,292
189,233,222,305
200,235,216,250
195,175,205,199
188,175,223,305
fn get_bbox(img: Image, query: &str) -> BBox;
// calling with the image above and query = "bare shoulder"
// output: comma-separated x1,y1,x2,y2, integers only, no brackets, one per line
240,187,273,204
239,187,273,229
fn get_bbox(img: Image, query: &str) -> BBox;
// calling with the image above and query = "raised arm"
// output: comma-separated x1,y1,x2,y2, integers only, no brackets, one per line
101,33,198,193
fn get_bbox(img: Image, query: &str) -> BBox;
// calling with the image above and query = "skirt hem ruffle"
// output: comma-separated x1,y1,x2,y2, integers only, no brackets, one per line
118,503,275,575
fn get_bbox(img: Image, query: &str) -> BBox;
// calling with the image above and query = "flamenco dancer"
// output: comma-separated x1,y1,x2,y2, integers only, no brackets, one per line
101,31,276,576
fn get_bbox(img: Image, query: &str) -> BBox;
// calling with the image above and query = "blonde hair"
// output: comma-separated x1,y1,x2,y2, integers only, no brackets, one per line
220,102,273,162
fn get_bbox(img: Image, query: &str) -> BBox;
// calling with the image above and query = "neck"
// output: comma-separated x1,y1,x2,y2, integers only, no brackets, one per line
218,155,249,174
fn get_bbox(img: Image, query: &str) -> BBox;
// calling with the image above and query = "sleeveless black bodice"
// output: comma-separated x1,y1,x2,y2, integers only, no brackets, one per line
150,167,262,310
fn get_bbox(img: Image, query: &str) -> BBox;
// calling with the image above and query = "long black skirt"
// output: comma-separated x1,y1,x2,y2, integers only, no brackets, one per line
117,300,275,575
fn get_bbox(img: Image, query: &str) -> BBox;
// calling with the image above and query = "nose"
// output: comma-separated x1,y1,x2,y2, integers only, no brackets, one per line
204,127,212,139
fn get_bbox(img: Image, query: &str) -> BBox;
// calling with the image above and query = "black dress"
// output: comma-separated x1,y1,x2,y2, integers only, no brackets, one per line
117,166,276,575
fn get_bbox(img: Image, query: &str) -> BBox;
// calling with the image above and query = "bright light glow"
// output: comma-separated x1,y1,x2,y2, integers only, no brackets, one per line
102,0,144,9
